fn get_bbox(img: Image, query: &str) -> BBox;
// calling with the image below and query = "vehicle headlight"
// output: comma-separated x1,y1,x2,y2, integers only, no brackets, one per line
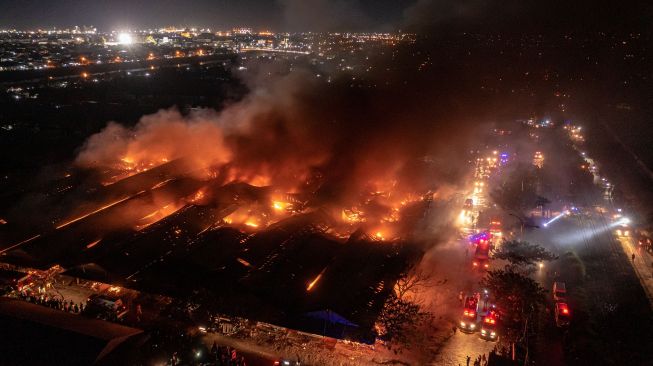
481,330,486,334
491,331,496,336
460,321,465,327
470,324,476,329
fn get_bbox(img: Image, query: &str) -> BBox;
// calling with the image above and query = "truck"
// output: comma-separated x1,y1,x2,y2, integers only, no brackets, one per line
472,239,491,269
555,302,571,327
480,310,499,341
553,282,570,328
553,282,566,302
489,218,502,238
459,295,479,333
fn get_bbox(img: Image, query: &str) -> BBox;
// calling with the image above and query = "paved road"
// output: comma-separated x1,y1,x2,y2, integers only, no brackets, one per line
427,157,504,365
431,330,497,366
420,233,502,366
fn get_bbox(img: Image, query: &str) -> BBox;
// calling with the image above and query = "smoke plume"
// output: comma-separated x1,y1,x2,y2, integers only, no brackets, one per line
75,42,481,210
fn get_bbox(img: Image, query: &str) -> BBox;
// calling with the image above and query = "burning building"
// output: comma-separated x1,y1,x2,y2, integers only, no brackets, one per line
0,46,477,341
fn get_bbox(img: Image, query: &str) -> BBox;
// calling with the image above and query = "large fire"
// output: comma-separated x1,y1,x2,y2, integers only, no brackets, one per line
135,201,186,231
66,65,464,245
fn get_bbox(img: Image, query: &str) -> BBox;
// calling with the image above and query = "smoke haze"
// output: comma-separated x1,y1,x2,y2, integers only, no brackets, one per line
75,47,480,208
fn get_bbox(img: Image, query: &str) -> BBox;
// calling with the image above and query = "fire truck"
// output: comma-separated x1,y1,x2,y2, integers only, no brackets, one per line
555,302,571,327
638,234,653,254
480,310,499,341
472,238,491,270
459,295,479,333
553,282,571,328
489,218,502,239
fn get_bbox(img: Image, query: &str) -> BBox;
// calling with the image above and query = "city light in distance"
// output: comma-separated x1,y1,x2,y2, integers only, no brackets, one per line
118,33,133,45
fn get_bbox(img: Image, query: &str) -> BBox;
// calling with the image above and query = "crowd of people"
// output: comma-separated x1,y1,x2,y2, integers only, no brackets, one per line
462,344,515,366
208,342,249,366
16,291,85,313
464,354,488,366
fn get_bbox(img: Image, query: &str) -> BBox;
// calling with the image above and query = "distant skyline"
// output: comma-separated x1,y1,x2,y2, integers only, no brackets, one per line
0,0,412,32
0,0,651,33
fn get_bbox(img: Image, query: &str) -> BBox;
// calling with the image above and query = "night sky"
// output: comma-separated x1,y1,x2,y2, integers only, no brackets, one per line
0,0,651,32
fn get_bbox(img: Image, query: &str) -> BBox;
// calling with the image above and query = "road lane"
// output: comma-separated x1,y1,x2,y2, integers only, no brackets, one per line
431,330,497,366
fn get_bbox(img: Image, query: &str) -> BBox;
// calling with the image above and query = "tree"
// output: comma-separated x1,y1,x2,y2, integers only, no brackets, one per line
535,195,551,216
490,164,539,214
375,269,442,354
377,293,432,354
493,240,557,267
394,268,433,300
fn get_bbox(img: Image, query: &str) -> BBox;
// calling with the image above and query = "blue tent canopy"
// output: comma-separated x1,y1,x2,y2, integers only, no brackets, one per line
304,309,358,327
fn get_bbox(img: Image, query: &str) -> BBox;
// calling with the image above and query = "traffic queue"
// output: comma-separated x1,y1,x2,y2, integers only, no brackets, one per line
458,291,501,341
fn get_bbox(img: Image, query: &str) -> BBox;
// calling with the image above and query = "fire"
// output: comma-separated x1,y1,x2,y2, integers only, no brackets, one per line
331,190,428,240
383,207,400,223
248,175,271,187
56,192,144,230
341,208,365,223
223,208,264,229
237,257,254,268
307,267,327,291
85,239,102,249
1,234,41,255
151,178,175,189
272,201,289,211
190,189,206,203
135,201,185,231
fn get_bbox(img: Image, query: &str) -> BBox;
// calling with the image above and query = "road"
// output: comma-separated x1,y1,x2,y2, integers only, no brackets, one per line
418,230,502,366
424,154,505,366
431,330,497,366
0,54,232,85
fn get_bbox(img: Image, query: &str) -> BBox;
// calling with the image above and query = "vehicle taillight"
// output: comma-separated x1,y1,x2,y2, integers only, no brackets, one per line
473,262,478,266
484,263,489,268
